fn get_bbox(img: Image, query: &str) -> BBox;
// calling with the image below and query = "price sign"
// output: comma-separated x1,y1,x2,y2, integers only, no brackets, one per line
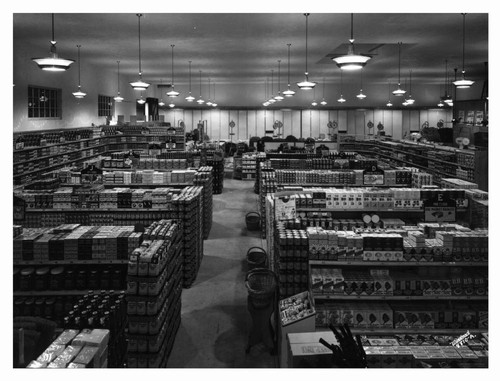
363,166,384,185
424,192,456,222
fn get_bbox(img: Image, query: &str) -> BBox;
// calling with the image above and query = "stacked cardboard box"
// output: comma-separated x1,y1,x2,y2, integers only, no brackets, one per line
126,220,183,368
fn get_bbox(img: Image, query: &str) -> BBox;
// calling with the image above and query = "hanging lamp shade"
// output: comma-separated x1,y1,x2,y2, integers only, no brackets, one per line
356,70,366,99
158,99,165,106
206,77,213,105
268,69,277,103
169,103,175,108
274,60,284,101
453,13,475,89
283,43,296,97
197,70,204,104
297,14,316,90
437,100,444,107
392,42,406,96
211,81,217,107
32,14,74,71
185,61,195,102
386,82,393,107
72,45,86,99
404,70,415,104
320,77,327,105
337,70,346,103
130,14,150,91
332,14,371,70
113,60,124,102
166,45,180,97
137,96,146,105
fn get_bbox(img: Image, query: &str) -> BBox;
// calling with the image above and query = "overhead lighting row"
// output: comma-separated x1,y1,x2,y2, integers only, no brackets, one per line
32,13,475,109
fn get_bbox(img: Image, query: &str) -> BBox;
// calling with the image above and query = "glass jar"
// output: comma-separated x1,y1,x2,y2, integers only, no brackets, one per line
49,266,65,290
34,266,50,290
19,267,35,291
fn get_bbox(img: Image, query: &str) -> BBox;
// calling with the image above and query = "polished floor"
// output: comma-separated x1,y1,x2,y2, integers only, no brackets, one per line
167,179,277,368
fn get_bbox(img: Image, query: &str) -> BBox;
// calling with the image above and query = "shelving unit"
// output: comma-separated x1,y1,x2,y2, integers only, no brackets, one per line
339,138,488,190
13,127,187,187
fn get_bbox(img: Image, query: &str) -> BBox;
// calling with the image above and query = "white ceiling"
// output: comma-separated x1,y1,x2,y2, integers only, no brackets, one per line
13,13,489,108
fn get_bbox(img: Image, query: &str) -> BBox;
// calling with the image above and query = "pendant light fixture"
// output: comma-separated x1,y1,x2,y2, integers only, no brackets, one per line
443,60,453,105
155,78,165,107
169,103,175,108
297,13,316,90
320,78,327,105
166,45,180,97
130,14,150,91
206,77,213,106
283,44,296,97
337,70,346,103
113,61,124,102
392,42,406,96
263,77,270,107
197,70,204,104
32,13,74,71
268,70,276,104
453,13,474,89
137,95,146,105
386,82,393,107
405,70,415,105
274,60,284,101
311,88,318,106
72,45,86,99
332,13,371,70
185,61,195,102
158,79,165,107
212,81,217,107
356,70,366,99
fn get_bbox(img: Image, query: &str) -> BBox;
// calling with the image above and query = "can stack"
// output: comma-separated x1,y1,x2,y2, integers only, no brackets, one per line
125,220,183,368
194,167,214,239
173,187,204,287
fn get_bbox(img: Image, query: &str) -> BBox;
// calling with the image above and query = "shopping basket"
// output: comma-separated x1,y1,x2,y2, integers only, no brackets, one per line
245,268,277,309
245,212,261,231
246,247,267,270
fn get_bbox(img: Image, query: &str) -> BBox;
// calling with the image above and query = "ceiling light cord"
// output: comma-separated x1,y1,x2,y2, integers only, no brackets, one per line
51,13,55,44
117,60,120,93
350,13,354,42
199,70,202,96
398,42,402,85
277,60,281,93
77,45,81,87
137,14,143,77
271,69,274,95
171,44,175,87
305,13,309,75
188,60,192,93
287,43,291,86
461,13,467,74
323,77,325,98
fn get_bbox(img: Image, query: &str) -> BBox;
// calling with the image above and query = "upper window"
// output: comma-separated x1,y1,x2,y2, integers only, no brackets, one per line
98,94,114,117
28,86,61,118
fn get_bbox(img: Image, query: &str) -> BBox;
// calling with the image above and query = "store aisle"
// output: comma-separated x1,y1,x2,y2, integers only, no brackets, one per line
167,179,277,368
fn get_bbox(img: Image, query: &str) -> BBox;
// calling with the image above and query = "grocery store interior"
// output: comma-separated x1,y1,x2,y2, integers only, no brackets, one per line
9,5,495,373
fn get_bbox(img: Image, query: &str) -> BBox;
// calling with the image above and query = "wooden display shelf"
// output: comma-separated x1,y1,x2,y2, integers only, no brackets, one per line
13,137,102,154
14,259,128,266
277,183,411,188
13,152,105,179
102,183,192,188
312,294,487,301
297,207,422,213
25,208,174,212
14,289,115,297
315,328,487,335
309,260,488,267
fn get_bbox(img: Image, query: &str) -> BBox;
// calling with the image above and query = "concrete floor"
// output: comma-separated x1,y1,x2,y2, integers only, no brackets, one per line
167,179,278,368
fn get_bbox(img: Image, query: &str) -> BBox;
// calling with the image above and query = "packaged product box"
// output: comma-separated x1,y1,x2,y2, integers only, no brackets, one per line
72,346,100,368
53,329,79,346
36,344,66,364
286,331,337,368
26,360,48,368
52,345,83,366
71,329,110,358
310,268,323,294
